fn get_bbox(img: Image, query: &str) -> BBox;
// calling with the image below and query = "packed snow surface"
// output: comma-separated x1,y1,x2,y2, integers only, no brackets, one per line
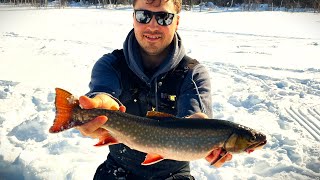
0,6,319,180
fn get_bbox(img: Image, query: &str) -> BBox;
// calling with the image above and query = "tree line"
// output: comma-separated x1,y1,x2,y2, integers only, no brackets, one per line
0,0,128,8
0,0,319,12
187,0,320,12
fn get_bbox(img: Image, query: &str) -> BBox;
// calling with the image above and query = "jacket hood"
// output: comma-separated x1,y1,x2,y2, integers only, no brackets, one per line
123,29,186,84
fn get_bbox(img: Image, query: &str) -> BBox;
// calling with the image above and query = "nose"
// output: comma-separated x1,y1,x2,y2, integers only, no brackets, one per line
148,15,159,29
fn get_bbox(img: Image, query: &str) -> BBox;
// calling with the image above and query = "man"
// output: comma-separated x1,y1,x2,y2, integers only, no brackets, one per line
77,0,232,179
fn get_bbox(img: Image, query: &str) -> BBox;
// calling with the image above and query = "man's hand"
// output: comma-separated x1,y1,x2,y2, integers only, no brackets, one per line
187,112,233,168
76,94,125,139
186,112,209,119
205,150,233,168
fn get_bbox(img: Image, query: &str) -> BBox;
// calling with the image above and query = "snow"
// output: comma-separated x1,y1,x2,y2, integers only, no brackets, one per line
0,6,320,180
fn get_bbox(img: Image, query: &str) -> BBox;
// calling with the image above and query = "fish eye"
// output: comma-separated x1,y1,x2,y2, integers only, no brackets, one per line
250,136,256,142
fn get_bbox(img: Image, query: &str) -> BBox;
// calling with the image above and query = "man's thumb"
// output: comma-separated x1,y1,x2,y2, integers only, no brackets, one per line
79,96,98,109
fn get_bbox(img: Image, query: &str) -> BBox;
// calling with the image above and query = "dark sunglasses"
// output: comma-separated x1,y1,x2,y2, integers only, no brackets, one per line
134,9,176,26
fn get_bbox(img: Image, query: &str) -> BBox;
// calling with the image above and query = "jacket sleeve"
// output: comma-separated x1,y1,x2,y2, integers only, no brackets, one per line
86,53,122,98
176,64,212,118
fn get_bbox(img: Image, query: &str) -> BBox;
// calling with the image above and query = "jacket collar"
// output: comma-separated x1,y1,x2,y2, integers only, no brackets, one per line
123,29,186,84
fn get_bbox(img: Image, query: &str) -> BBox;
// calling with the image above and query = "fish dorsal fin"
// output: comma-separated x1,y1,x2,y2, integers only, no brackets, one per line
146,111,175,118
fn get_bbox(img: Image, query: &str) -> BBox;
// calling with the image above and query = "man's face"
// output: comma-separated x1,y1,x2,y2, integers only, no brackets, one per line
133,0,179,56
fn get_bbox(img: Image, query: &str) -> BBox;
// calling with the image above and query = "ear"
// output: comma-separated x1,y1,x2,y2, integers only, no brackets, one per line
133,12,135,27
175,15,180,31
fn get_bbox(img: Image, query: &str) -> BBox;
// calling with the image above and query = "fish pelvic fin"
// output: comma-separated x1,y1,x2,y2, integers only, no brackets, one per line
49,88,79,133
141,153,164,165
94,132,118,147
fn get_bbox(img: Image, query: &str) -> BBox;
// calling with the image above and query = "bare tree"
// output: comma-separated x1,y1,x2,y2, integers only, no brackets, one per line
314,0,320,12
230,0,234,7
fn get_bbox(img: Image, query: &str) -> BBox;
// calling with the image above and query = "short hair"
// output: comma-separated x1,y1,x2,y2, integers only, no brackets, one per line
133,0,182,13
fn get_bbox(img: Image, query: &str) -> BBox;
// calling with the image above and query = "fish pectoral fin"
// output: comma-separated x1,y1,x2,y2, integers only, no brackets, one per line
141,153,164,165
205,148,224,165
206,148,229,167
94,133,118,147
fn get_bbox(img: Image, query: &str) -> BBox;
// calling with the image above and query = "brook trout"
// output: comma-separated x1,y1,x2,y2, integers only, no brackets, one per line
49,88,267,165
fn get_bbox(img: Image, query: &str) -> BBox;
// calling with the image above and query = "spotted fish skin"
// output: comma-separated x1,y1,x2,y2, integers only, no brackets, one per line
49,88,267,165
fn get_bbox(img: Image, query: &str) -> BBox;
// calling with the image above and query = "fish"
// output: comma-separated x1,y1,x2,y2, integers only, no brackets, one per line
49,88,267,166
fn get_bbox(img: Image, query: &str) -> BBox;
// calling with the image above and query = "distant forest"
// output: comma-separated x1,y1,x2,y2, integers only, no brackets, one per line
0,0,319,12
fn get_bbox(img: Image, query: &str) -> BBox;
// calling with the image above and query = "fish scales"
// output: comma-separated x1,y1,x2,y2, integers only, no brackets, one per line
50,88,267,165
72,106,237,160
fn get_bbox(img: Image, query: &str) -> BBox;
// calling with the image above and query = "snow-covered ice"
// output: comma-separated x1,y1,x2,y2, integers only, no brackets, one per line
0,6,319,180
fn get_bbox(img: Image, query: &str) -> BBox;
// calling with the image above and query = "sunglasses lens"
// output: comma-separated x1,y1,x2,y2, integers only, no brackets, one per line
134,10,175,26
135,10,152,24
155,12,174,26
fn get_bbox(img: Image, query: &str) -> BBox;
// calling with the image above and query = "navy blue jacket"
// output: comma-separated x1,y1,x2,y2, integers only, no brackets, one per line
87,29,212,178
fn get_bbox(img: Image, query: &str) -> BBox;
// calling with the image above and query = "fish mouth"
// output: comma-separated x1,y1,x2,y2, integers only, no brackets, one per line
210,140,267,165
245,140,267,153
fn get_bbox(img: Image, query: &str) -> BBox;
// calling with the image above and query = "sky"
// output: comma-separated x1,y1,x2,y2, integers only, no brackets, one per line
0,5,319,180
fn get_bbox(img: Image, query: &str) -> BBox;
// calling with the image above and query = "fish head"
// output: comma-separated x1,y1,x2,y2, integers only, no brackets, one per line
224,127,267,154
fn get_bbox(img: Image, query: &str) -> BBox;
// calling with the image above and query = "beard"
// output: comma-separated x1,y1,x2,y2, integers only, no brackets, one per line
136,30,171,56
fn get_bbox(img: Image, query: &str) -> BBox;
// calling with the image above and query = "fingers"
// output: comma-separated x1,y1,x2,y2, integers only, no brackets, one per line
186,112,209,119
205,149,233,168
79,95,96,109
77,94,126,140
79,94,120,110
119,105,126,112
76,116,108,138
226,153,232,161
205,148,221,162
212,153,233,168
76,94,125,141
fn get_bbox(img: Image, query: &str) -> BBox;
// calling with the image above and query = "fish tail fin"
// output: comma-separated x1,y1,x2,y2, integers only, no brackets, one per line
49,88,79,133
